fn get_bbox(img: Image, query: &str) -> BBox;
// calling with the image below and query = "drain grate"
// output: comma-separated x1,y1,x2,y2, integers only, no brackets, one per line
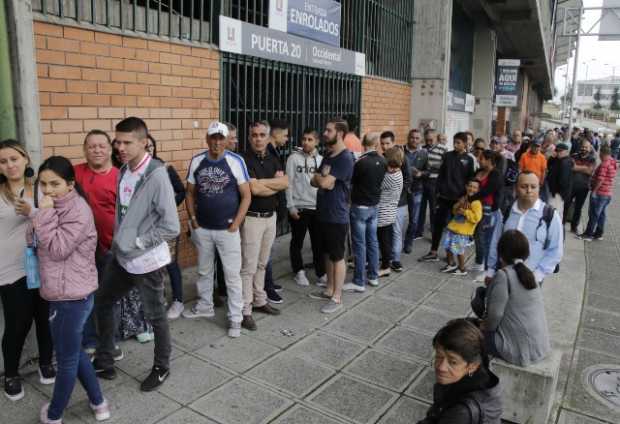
583,364,620,411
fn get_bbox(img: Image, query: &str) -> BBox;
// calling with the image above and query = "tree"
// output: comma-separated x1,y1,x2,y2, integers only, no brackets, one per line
593,86,603,109
610,87,620,111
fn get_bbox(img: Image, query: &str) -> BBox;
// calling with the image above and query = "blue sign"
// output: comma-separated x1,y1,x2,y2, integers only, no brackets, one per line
269,0,342,47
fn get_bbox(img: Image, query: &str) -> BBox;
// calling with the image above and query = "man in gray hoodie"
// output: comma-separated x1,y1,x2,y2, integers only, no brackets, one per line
285,128,324,287
93,117,180,392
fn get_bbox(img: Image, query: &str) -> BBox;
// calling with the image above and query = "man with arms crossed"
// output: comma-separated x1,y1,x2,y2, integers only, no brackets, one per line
310,118,355,313
240,121,288,330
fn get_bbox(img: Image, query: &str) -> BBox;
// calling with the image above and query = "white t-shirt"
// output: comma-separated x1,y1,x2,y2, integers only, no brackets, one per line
117,154,171,275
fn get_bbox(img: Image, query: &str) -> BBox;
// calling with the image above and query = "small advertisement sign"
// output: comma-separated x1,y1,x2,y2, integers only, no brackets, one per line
269,0,342,47
495,59,520,108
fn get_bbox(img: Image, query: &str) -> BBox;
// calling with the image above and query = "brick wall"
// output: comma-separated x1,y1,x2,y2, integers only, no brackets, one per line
361,76,412,144
34,21,220,267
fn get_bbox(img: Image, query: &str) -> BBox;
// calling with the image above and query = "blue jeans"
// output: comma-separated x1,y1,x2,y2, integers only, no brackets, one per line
392,205,408,262
474,210,500,267
585,194,611,237
350,205,379,287
404,191,423,248
48,294,104,420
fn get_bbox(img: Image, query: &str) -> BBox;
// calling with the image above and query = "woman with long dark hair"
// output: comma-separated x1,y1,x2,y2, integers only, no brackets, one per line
418,319,502,423
475,230,551,366
0,139,55,401
32,156,110,422
472,149,503,274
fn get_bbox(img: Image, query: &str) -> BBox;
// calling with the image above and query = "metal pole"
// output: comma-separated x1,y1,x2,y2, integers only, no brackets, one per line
568,6,582,139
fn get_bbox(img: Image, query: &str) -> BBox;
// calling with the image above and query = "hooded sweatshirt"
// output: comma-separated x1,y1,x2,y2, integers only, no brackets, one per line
285,147,322,213
112,156,180,263
31,189,98,301
419,368,502,424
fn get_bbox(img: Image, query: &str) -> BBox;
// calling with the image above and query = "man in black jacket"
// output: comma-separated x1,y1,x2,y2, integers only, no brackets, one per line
419,132,475,262
343,133,386,293
546,143,573,222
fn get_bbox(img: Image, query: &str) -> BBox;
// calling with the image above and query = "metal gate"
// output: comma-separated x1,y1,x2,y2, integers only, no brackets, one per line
220,52,362,235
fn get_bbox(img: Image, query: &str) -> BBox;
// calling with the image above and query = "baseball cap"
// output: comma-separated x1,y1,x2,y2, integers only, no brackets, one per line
207,121,229,137
531,137,543,146
556,143,569,151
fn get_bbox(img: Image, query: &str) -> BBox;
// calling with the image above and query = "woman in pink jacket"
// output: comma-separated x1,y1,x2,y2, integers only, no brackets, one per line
32,156,110,423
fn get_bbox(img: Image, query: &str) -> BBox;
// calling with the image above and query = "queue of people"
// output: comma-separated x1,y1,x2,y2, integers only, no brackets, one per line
1,115,616,424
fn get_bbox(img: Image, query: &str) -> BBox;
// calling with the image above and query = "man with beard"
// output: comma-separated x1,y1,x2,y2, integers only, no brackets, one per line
564,139,596,233
309,118,355,314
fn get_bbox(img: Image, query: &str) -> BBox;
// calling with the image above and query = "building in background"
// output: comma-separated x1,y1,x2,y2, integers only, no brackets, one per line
411,0,556,146
575,76,620,110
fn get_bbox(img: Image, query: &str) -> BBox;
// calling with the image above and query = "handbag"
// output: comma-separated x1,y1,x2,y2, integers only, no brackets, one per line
24,234,41,290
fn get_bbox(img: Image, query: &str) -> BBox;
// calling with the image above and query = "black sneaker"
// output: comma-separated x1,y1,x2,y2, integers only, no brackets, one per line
241,315,257,331
266,289,283,304
112,345,124,362
92,358,117,380
254,303,281,315
4,377,24,401
273,284,283,292
391,261,403,272
403,246,412,254
418,253,439,262
38,364,56,385
140,366,169,392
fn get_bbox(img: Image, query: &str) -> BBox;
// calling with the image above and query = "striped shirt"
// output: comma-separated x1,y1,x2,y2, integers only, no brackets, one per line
593,157,617,197
425,143,448,179
377,170,403,227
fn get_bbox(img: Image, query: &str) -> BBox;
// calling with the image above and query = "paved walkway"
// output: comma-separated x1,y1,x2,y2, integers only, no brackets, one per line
2,195,620,423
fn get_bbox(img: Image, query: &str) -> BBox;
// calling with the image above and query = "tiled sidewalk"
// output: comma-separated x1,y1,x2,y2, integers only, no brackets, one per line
2,234,477,424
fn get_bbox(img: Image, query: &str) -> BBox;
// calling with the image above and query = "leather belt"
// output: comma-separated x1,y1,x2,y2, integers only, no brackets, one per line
246,211,274,218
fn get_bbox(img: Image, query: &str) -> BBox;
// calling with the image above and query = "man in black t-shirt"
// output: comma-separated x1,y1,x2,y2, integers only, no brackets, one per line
239,121,288,331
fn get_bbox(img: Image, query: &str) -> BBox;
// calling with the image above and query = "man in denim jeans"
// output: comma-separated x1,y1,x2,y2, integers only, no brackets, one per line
182,122,251,339
403,129,428,253
93,117,180,392
343,133,386,292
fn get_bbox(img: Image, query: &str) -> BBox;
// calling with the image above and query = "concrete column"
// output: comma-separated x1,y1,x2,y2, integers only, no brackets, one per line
6,0,42,166
410,0,452,132
471,25,496,140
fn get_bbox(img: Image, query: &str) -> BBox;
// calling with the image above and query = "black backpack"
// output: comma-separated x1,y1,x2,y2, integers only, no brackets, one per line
503,159,519,186
502,202,560,273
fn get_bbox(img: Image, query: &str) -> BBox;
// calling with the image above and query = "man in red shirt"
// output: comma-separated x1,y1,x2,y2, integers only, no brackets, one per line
579,145,618,241
74,129,119,352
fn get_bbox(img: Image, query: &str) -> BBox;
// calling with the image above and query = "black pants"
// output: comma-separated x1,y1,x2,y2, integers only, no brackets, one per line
564,186,589,230
377,224,393,269
431,198,457,252
0,277,54,377
289,209,325,277
95,259,171,370
418,179,437,237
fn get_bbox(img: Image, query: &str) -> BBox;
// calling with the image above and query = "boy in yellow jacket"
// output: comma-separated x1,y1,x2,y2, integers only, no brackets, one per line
440,179,482,275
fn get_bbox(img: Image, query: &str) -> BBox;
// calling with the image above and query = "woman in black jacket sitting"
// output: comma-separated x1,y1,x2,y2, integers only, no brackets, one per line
418,319,502,424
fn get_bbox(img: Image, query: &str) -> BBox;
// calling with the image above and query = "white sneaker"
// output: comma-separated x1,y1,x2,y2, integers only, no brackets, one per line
378,268,391,277
343,282,365,293
316,275,328,287
228,321,241,338
166,301,184,320
470,263,485,272
294,270,310,287
367,279,379,287
182,304,215,319
474,273,486,283
90,398,111,421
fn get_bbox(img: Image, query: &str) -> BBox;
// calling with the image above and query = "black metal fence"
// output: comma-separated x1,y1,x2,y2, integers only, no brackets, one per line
221,52,361,235
34,0,415,82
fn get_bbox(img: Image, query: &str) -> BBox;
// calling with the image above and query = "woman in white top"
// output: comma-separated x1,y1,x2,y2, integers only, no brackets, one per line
0,140,55,401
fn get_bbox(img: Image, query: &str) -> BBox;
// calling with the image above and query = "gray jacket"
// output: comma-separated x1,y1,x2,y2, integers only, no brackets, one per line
485,266,551,366
285,147,322,213
112,158,180,261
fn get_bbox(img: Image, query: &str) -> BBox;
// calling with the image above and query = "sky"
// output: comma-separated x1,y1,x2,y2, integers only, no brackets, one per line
554,0,620,99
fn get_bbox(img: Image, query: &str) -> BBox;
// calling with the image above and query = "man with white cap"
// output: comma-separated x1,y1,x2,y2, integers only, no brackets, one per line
183,122,251,338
